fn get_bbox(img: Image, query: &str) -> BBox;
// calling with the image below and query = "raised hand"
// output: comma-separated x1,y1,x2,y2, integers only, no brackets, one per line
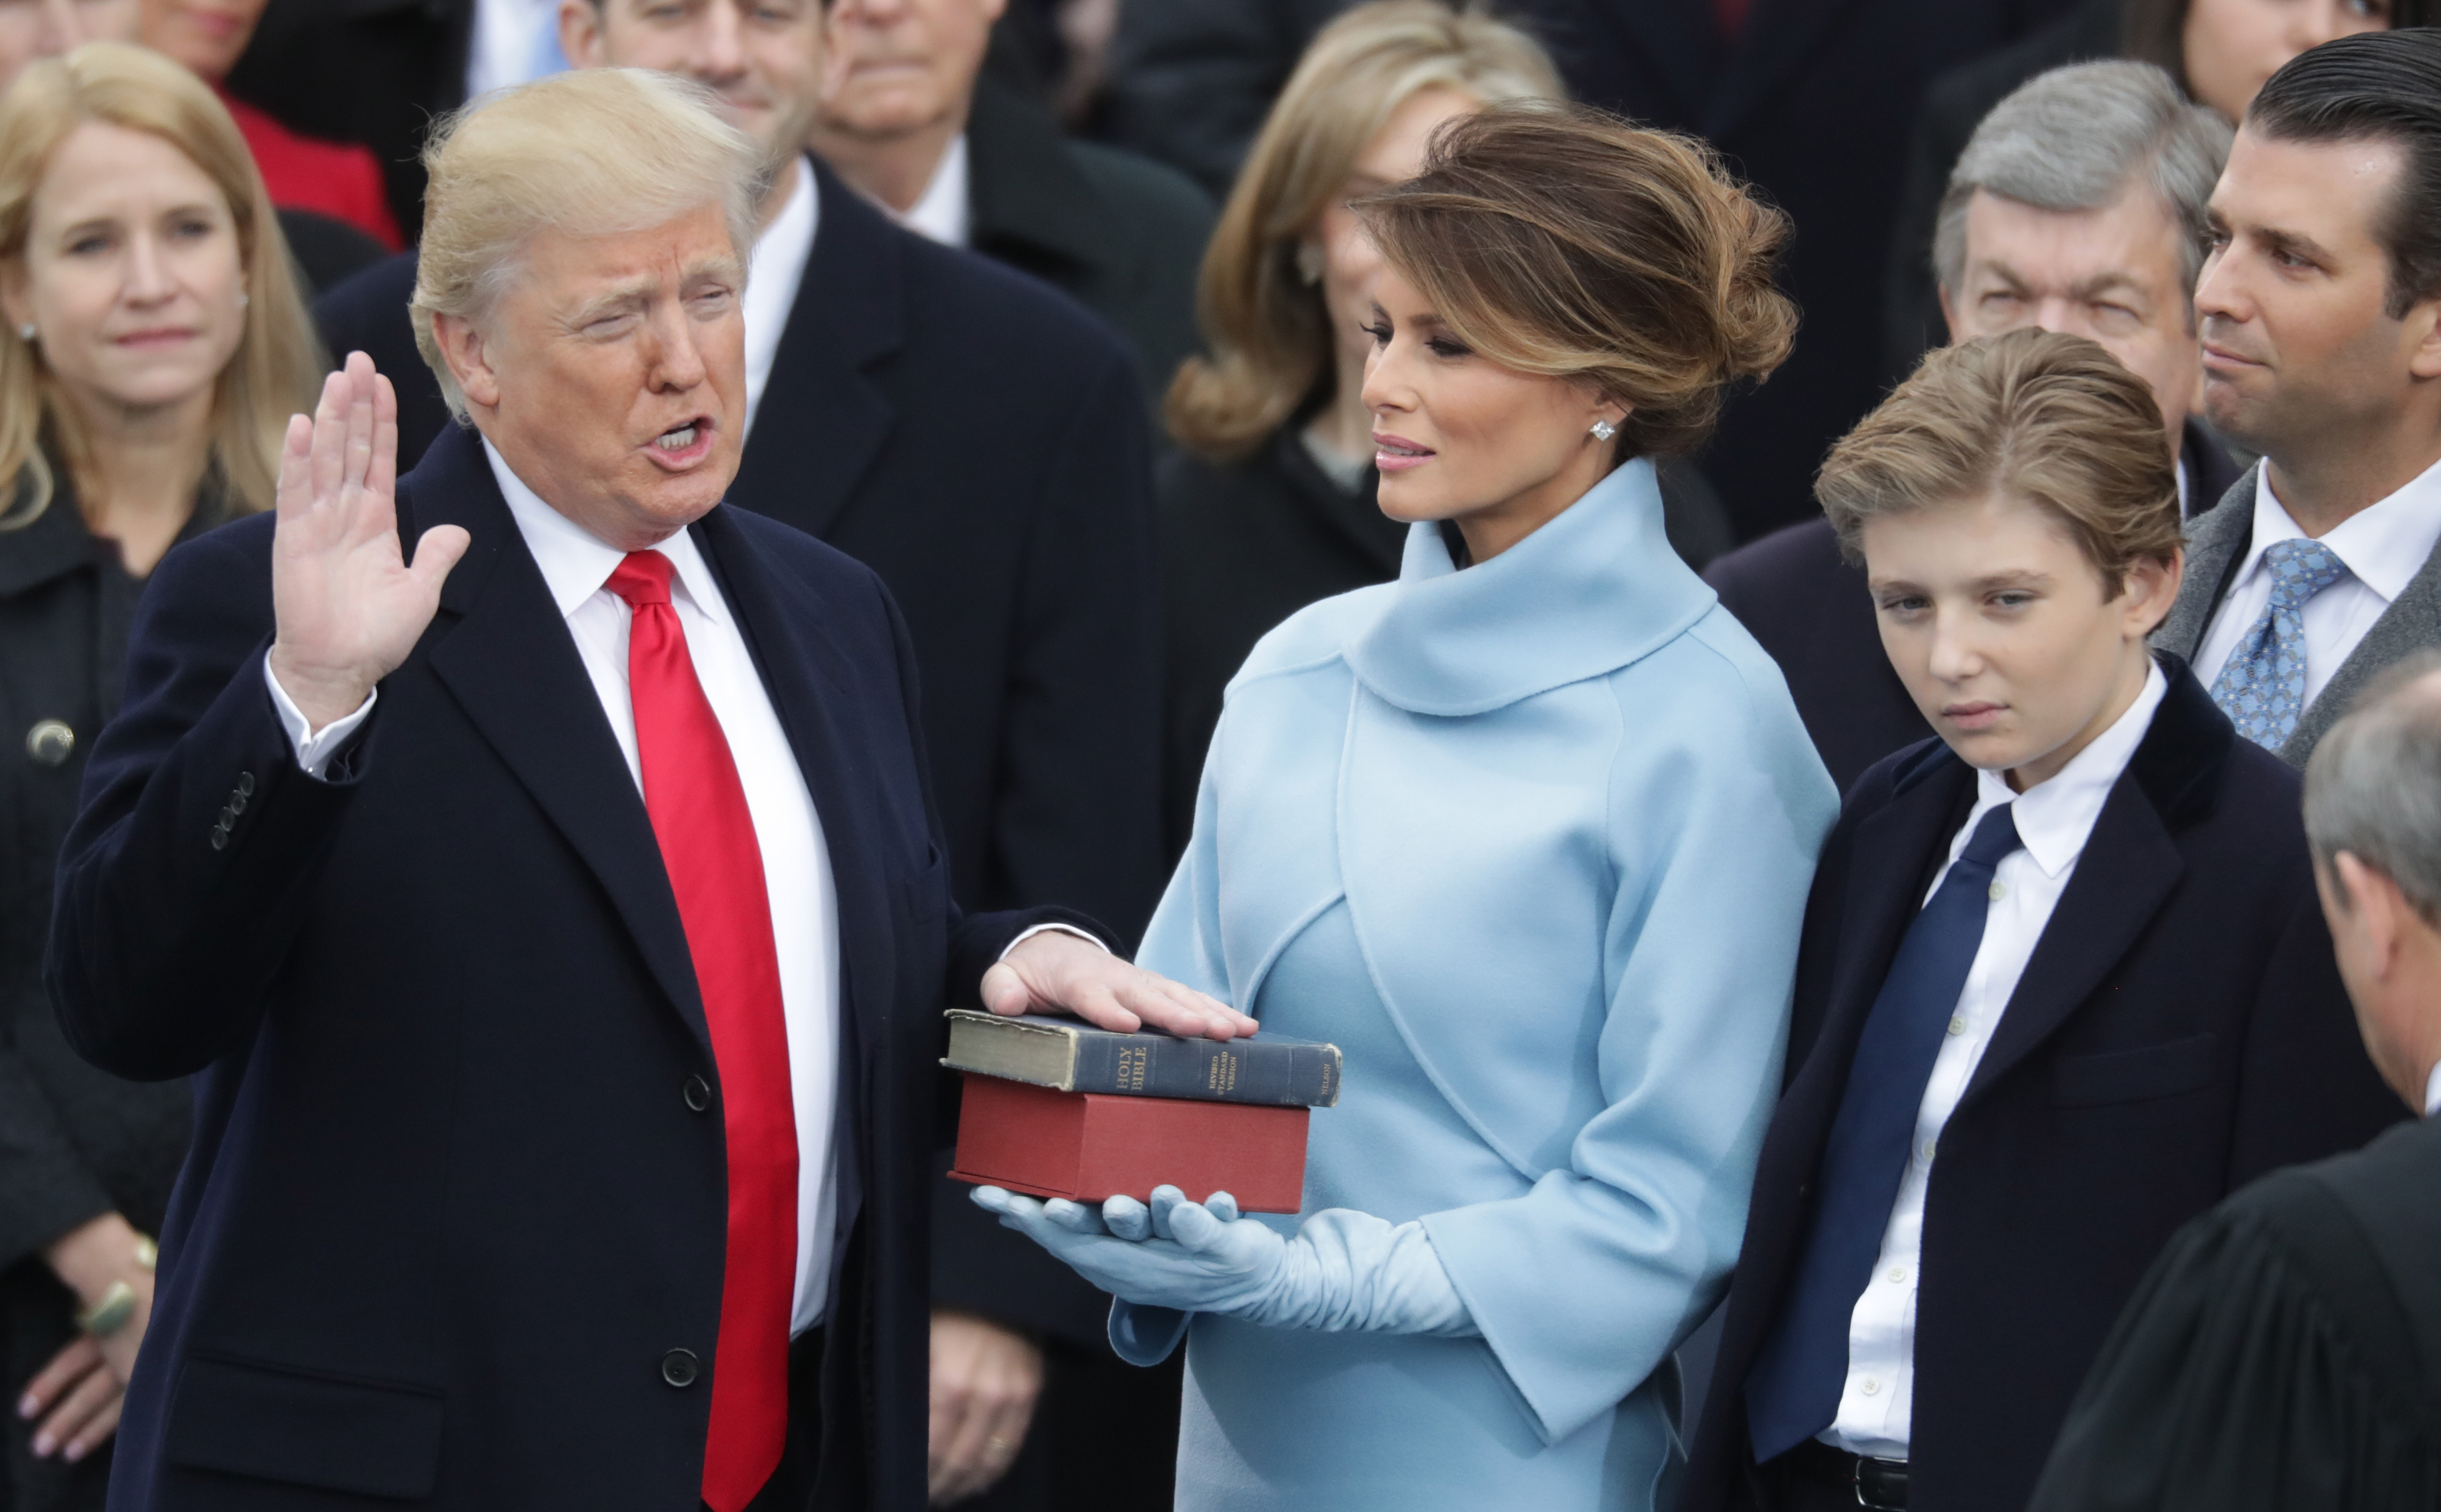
266,352,470,729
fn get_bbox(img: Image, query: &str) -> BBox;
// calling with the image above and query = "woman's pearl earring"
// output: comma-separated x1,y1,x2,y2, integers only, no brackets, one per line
15,323,32,343
237,292,250,308
1589,419,1617,442
1294,242,1325,287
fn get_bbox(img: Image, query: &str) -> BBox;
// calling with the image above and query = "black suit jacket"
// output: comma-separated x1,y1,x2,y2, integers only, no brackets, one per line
1678,662,2401,1512
1705,421,2243,795
46,426,1092,1511
964,77,1214,406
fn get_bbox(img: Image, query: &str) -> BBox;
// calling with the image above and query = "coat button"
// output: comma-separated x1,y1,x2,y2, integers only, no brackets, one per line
236,771,255,796
660,1348,700,1388
209,828,229,852
25,720,73,766
683,1075,712,1113
227,791,248,816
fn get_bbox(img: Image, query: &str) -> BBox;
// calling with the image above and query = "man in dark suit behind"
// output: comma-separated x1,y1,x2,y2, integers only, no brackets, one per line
812,0,1214,405
2151,32,2441,768
1707,60,2242,795
1679,331,2396,1512
44,68,1246,1512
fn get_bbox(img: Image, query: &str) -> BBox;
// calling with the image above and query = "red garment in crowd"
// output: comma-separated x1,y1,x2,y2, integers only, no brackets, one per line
218,88,403,250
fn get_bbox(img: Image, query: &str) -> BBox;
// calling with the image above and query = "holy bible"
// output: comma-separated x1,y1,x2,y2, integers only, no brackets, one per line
947,1076,1313,1214
941,1010,1342,1107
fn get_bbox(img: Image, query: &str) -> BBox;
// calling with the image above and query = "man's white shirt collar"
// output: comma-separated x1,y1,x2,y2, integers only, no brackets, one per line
2423,1059,2441,1118
482,438,730,629
1965,662,2169,883
741,157,820,434
2242,453,2441,606
893,134,971,249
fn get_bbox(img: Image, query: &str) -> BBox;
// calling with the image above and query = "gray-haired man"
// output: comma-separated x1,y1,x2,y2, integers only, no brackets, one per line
1706,60,2241,793
2029,650,2441,1512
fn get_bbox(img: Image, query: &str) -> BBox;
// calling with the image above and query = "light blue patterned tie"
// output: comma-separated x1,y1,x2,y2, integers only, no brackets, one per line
2209,538,2349,748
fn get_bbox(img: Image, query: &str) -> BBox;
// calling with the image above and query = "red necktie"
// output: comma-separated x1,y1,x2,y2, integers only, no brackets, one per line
606,552,797,1512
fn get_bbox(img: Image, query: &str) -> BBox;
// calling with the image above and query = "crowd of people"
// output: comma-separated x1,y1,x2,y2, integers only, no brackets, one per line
1,2,2438,1511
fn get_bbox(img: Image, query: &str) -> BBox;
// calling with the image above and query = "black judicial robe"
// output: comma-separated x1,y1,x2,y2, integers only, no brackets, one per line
2030,1114,2441,1512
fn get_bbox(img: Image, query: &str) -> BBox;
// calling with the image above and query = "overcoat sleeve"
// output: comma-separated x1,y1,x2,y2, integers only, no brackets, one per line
1415,650,1836,1446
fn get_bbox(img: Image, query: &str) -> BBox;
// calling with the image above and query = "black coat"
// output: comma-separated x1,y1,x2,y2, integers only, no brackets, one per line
964,77,1214,405
224,0,472,242
1704,421,2245,796
46,425,1096,1512
1678,662,2403,1512
2030,1115,2441,1512
0,480,205,1512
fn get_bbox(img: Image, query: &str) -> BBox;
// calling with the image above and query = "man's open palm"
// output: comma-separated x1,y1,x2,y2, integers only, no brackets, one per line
267,351,470,729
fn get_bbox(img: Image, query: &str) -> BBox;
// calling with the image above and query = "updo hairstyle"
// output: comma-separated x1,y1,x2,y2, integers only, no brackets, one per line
1353,101,1797,463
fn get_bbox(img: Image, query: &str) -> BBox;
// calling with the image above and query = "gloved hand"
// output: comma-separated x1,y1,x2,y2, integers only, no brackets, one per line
971,1185,1286,1316
972,1185,1476,1338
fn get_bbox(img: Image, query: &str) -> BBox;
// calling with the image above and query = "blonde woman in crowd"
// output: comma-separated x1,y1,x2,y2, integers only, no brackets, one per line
983,104,1836,1510
1154,0,1560,848
0,41,318,1504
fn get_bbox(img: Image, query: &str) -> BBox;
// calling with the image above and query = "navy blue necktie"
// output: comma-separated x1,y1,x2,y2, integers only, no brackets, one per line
1745,802,2024,1462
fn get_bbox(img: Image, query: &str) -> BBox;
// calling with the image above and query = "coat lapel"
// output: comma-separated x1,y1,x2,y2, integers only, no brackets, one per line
726,163,901,543
686,504,894,1048
1961,666,2230,1102
2154,467,2256,661
404,428,713,1058
964,78,1110,281
2284,537,2441,762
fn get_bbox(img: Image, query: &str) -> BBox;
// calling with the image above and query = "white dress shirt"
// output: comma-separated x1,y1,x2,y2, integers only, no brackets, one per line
1823,664,2170,1460
2424,1061,2441,1119
742,158,819,435
888,134,971,249
2193,456,2441,708
269,443,845,1335
464,0,569,101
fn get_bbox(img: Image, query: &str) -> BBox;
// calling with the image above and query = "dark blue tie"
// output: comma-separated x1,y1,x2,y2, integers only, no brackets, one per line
1745,802,2024,1462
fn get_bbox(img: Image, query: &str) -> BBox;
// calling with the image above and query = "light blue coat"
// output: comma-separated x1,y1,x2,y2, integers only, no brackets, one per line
1124,460,1838,1509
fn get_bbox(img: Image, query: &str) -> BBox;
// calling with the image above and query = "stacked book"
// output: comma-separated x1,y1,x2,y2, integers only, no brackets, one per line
943,1010,1342,1214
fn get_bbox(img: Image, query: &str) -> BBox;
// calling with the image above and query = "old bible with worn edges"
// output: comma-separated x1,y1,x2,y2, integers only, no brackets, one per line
940,1010,1342,1108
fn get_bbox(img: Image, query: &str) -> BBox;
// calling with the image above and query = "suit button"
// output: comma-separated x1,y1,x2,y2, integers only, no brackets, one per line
683,1075,713,1113
227,791,248,816
236,771,255,796
660,1348,700,1388
209,827,229,852
25,719,73,766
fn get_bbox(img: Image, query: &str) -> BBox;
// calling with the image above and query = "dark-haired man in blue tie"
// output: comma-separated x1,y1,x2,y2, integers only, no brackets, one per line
1678,330,2395,1512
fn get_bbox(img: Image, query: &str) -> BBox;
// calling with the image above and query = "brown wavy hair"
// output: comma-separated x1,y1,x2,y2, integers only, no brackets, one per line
1354,101,1797,464
1164,1,1562,462
0,42,322,529
1816,328,2182,595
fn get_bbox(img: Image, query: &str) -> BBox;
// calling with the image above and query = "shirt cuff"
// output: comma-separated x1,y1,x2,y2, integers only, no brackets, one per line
996,923,1109,963
262,653,376,780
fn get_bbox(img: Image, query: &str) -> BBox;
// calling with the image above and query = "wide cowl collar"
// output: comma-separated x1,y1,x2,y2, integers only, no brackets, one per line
1344,458,1715,716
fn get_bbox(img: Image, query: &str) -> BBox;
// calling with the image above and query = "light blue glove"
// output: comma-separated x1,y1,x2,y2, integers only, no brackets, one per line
971,1184,1477,1337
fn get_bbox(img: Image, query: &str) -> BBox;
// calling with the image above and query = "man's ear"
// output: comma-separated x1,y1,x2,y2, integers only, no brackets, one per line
433,312,503,413
1937,282,1965,345
559,0,607,70
2335,851,2407,980
2407,291,2441,383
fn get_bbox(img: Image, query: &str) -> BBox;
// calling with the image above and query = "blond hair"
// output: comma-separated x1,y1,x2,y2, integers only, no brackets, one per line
1357,102,1795,463
1816,329,2182,591
0,42,320,528
1166,1,1561,461
411,68,764,422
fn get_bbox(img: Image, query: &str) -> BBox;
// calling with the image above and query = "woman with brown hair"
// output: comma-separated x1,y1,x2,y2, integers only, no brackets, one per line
1154,0,1559,847
0,40,319,1502
981,103,1838,1509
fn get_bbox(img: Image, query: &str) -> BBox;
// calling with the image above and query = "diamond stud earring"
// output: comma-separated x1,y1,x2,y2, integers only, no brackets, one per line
1589,419,1617,442
15,323,32,343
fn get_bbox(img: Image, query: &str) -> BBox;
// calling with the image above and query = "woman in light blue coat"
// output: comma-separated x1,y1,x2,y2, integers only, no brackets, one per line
978,103,1838,1510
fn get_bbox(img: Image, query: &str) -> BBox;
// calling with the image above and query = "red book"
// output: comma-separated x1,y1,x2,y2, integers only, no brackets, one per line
948,1073,1309,1213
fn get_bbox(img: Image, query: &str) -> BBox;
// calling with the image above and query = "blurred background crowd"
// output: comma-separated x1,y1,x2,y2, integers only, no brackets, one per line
0,0,2431,1509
